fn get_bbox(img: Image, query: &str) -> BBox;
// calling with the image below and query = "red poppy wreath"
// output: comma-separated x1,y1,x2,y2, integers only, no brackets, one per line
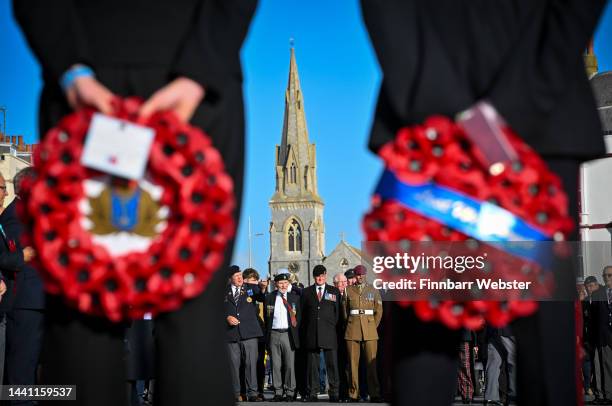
19,98,235,321
362,114,573,329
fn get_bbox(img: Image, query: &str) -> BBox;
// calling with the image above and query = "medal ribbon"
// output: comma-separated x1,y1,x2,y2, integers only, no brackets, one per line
281,293,297,327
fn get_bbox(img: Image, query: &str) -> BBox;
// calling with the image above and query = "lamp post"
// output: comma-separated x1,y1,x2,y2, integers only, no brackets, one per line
248,216,264,268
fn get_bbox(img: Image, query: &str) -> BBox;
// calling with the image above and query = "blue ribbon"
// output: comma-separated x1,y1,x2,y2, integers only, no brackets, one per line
374,169,553,265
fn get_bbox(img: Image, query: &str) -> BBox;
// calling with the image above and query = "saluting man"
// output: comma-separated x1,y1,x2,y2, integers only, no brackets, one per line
264,272,301,402
225,265,265,402
301,264,341,402
343,265,383,403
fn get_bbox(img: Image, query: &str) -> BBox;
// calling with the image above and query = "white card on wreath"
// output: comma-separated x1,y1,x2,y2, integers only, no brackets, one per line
81,113,155,181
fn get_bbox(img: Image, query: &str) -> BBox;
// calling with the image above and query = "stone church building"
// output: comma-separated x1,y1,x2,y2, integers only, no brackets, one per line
268,48,362,286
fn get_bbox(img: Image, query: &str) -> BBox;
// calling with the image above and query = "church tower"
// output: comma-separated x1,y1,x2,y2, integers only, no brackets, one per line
269,47,325,286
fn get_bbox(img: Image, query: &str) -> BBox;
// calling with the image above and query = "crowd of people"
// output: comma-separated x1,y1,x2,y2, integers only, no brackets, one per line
224,264,383,403
224,264,520,404
580,266,612,404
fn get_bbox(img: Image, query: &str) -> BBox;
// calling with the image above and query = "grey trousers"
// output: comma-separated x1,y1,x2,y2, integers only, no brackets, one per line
485,336,516,401
595,345,612,399
270,331,295,397
228,338,259,397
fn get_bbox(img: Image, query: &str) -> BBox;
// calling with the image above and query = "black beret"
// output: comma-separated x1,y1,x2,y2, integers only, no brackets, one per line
584,275,598,285
274,273,290,282
313,264,327,277
344,269,356,279
228,265,241,277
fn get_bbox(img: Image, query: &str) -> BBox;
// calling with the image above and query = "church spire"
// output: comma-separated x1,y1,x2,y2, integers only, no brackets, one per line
268,44,326,286
271,44,322,203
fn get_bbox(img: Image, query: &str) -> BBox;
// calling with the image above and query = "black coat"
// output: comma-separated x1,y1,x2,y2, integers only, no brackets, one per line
263,290,301,350
583,293,600,349
0,200,45,311
591,287,612,347
12,0,256,101
361,0,606,160
300,284,341,350
225,282,265,342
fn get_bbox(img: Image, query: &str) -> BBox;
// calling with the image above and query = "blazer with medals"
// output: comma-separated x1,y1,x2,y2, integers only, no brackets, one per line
263,290,301,350
342,283,383,341
225,282,265,342
300,284,341,350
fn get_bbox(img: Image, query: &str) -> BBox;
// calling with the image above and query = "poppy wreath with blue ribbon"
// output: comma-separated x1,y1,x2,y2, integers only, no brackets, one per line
19,98,235,321
363,115,573,329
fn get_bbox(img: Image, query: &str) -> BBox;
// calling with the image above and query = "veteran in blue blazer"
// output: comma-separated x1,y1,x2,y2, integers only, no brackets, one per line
224,266,265,402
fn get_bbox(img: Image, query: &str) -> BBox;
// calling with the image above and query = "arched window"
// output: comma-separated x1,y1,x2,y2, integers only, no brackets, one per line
304,166,308,190
290,163,297,183
287,219,302,252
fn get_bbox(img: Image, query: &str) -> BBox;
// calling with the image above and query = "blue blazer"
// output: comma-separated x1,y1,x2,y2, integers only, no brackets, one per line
224,282,264,342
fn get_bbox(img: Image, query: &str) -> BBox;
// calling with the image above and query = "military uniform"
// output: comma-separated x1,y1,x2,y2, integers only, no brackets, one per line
343,283,383,401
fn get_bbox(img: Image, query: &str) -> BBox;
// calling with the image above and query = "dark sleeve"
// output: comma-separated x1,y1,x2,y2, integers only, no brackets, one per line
171,0,258,101
248,283,265,302
334,288,340,324
360,0,419,129
300,291,306,313
488,0,607,138
12,0,91,82
0,250,25,273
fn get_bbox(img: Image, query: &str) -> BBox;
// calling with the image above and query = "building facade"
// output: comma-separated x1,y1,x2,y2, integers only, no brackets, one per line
0,133,34,206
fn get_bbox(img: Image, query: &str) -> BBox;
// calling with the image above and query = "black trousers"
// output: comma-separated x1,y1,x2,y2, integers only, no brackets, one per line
295,348,307,397
392,158,581,406
337,339,349,399
307,348,339,397
37,67,244,406
5,309,44,406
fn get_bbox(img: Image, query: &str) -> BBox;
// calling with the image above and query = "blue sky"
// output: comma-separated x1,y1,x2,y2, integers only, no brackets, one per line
1,0,612,276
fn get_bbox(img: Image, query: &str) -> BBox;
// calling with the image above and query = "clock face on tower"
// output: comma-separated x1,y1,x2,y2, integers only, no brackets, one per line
288,262,300,283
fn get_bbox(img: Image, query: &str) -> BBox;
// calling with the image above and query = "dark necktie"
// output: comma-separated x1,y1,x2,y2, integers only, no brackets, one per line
233,287,240,302
317,286,323,301
281,293,297,327
608,289,612,305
